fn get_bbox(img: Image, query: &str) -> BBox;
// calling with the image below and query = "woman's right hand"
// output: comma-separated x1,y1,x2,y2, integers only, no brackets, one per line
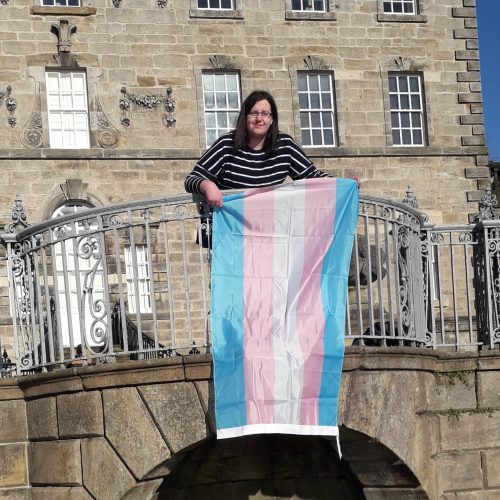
200,180,223,208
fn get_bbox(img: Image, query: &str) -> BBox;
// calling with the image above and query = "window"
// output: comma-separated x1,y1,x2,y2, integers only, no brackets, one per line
41,0,82,5
389,73,426,146
383,0,417,14
202,72,240,147
197,0,234,8
46,71,90,149
298,73,337,147
291,0,326,12
125,246,152,314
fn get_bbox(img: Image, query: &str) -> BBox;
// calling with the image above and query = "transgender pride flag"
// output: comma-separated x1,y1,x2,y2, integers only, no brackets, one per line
211,178,358,439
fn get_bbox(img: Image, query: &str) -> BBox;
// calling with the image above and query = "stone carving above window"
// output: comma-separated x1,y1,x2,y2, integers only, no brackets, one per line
95,91,119,149
303,55,329,71
209,54,236,70
51,19,78,67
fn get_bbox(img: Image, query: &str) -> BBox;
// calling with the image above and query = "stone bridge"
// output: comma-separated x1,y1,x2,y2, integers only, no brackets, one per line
1,347,499,500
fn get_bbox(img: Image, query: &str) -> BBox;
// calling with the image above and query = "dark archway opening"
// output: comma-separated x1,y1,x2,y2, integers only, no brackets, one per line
157,433,366,500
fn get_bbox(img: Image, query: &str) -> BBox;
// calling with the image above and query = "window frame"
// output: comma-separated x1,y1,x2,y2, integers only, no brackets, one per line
377,0,426,22
45,69,91,150
40,0,83,6
189,0,243,19
201,71,241,148
285,0,336,21
297,70,338,148
387,72,428,148
124,245,153,315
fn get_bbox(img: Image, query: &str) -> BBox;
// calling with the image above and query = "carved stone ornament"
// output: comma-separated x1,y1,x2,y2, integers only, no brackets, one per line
0,0,9,5
303,55,328,71
95,88,119,148
112,0,122,6
158,0,167,6
20,84,43,149
4,195,29,234
119,86,176,128
60,179,89,200
394,56,413,72
51,19,78,67
0,85,16,127
209,54,236,70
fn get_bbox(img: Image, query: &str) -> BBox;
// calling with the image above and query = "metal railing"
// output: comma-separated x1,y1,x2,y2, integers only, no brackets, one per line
0,190,499,374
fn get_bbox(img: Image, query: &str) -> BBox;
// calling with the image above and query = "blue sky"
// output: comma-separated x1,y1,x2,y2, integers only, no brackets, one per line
477,1,499,161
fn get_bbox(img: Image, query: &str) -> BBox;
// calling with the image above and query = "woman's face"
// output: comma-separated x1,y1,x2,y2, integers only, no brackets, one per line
246,99,273,142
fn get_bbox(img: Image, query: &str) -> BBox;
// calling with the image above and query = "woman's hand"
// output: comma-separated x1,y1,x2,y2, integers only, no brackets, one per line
200,180,223,208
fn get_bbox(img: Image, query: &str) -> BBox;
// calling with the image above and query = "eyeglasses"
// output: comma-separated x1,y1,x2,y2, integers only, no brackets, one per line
248,111,272,118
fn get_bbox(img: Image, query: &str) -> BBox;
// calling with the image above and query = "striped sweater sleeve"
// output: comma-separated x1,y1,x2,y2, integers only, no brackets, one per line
283,135,329,180
184,134,233,194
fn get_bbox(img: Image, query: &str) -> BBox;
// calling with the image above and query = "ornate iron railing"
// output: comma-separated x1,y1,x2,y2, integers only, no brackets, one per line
0,190,499,375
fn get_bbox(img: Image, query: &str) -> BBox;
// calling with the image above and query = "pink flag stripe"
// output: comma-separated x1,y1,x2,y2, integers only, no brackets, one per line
243,188,276,425
297,179,336,424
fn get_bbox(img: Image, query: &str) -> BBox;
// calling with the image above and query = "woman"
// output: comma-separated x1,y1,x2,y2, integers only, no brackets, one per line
184,90,329,207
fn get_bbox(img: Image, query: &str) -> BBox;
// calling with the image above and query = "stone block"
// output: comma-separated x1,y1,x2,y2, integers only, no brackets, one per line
139,382,209,453
26,397,58,440
460,114,483,125
465,18,477,28
452,7,476,17
364,488,429,500
455,50,479,61
483,449,500,488
0,399,27,442
29,440,82,485
31,487,93,500
0,489,30,499
457,72,480,82
453,29,478,39
442,492,500,500
466,39,479,50
477,371,500,407
0,443,28,487
81,438,136,500
461,136,485,146
103,387,170,480
472,125,484,135
439,411,500,451
193,380,216,434
458,93,482,104
434,371,476,411
436,450,483,491
57,391,104,438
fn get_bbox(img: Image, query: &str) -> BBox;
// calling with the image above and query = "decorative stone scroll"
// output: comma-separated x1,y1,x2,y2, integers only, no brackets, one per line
95,90,119,148
119,86,176,128
0,86,17,127
112,0,122,6
0,0,9,4
158,0,167,6
20,85,43,149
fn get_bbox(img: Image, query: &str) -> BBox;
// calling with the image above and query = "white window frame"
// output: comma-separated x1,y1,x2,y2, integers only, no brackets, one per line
290,0,326,12
45,70,90,149
202,72,241,147
196,0,234,9
125,245,152,315
389,73,427,147
298,72,337,148
41,0,83,6
382,0,417,15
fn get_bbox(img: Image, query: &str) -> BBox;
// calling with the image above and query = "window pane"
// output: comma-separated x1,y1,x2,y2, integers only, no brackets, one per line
298,75,307,92
301,129,311,145
400,112,410,127
399,77,408,93
388,76,397,92
310,93,320,108
228,112,239,127
391,112,399,127
217,112,228,128
409,77,419,92
204,92,215,109
323,129,334,145
312,129,322,145
322,112,332,127
309,76,319,91
319,75,331,91
321,93,332,109
392,130,400,145
413,129,423,145
203,75,214,91
390,95,399,109
206,129,217,146
205,112,216,128
226,75,238,91
400,95,410,109
221,0,232,8
214,74,226,91
216,92,227,108
402,129,411,144
198,0,208,7
228,92,239,108
300,112,310,128
411,113,421,127
299,93,309,109
311,112,321,128
411,94,421,109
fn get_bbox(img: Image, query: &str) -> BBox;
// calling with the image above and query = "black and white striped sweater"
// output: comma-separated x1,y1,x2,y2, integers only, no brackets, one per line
184,132,327,194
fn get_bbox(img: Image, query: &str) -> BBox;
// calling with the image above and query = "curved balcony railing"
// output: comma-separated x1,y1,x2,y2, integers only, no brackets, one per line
0,190,498,374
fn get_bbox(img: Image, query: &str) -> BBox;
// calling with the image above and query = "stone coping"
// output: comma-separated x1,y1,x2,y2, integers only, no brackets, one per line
30,6,97,16
0,146,488,161
2,348,496,400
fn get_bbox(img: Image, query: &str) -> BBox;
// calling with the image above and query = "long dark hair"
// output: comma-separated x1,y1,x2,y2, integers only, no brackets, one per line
233,90,279,153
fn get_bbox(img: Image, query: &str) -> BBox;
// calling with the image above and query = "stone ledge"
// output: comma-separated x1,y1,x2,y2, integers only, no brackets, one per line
377,13,427,23
188,8,243,19
285,11,337,21
30,6,97,16
0,146,488,161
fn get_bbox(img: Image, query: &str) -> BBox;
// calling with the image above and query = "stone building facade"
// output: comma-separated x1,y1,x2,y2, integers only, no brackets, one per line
0,0,489,228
